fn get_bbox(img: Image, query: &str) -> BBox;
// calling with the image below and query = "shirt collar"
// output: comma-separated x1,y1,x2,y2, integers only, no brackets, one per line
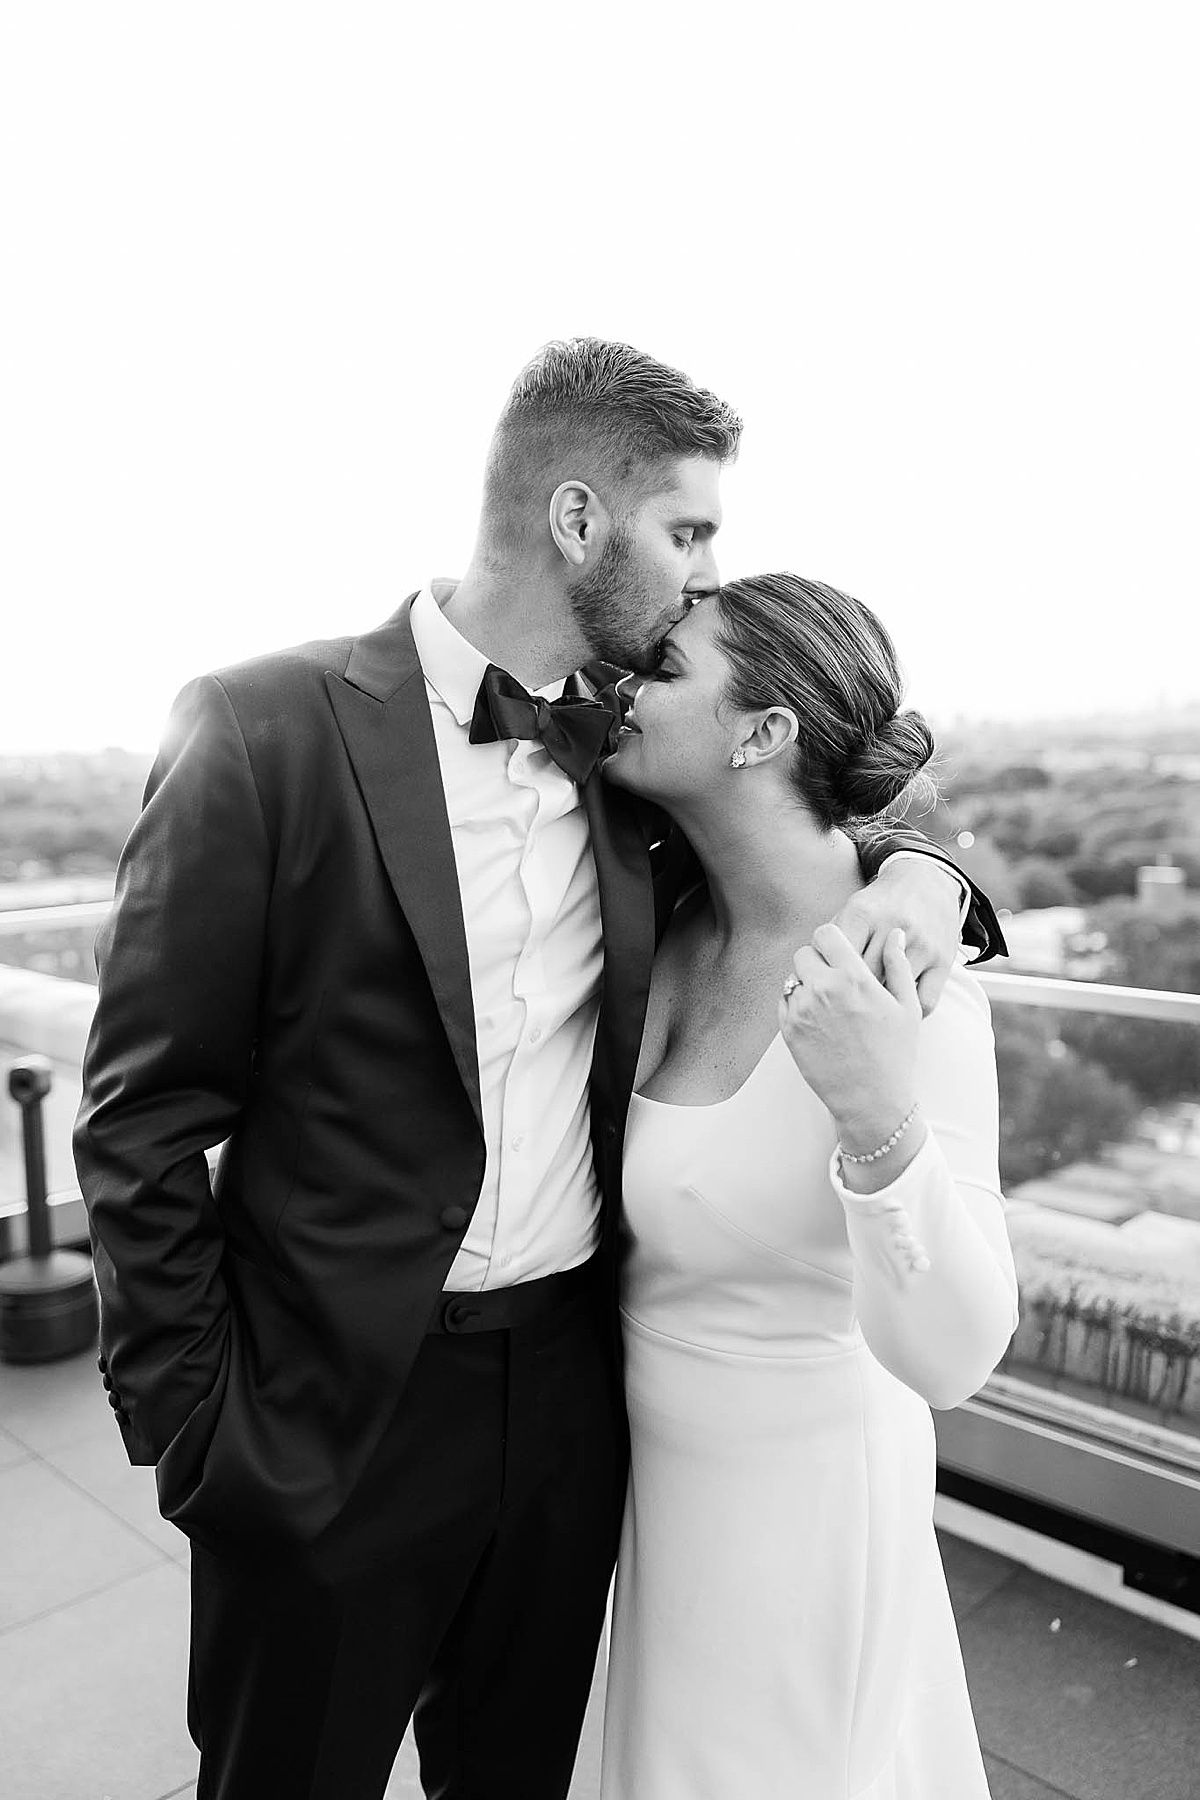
410,580,568,725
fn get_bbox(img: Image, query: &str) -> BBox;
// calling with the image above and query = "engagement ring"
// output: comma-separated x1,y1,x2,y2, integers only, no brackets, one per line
782,974,800,999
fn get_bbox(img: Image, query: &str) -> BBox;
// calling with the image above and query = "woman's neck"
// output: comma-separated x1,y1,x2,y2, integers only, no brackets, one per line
672,792,863,948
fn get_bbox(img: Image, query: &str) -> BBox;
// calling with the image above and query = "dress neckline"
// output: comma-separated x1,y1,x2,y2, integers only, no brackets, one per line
631,1030,786,1112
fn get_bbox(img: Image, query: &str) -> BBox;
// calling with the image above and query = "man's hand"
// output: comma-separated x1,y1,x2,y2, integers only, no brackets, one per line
831,857,964,1015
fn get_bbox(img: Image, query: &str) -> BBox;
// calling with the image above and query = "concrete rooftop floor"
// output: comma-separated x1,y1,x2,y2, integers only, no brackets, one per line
2,1349,1198,1800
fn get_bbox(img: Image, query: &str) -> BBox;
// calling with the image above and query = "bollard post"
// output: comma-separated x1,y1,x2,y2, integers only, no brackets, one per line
11,1058,52,1261
0,1056,99,1363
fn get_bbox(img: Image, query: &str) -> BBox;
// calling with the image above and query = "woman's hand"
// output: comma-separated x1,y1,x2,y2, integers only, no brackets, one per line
777,922,922,1154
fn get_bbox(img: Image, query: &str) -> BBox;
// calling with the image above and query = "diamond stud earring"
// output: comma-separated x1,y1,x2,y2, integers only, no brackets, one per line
730,747,747,769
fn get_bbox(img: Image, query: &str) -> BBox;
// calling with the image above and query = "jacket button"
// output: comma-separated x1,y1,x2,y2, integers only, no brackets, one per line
97,1353,108,1374
101,1373,113,1392
114,1405,129,1425
108,1391,121,1411
440,1205,470,1232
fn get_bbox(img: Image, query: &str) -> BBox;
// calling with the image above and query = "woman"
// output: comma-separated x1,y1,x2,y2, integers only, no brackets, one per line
598,573,1019,1800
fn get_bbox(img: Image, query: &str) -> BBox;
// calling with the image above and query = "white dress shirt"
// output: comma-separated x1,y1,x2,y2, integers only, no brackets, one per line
409,583,604,1291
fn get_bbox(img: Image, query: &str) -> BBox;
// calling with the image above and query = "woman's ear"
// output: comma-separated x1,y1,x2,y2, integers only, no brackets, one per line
740,707,800,768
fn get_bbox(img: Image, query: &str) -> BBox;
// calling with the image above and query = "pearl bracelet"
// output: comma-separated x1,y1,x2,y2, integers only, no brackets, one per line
838,1102,920,1165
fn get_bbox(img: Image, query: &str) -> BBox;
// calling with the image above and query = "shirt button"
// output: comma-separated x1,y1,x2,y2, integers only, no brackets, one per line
512,1135,525,1151
528,1027,542,1044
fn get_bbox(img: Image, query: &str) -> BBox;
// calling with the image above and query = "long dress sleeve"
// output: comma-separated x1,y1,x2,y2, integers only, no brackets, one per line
827,963,1019,1409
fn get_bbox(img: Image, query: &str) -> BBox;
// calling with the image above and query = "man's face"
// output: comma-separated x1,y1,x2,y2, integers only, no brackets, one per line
566,454,724,673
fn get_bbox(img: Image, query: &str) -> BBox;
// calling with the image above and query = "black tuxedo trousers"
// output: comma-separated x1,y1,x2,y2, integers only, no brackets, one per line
189,1281,623,1800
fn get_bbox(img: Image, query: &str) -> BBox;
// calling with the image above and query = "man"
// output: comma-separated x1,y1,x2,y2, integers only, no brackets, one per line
75,338,1003,1799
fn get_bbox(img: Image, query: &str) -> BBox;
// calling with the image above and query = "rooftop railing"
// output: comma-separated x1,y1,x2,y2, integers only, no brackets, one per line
2,918,1198,1561
950,970,1200,1562
976,968,1200,1025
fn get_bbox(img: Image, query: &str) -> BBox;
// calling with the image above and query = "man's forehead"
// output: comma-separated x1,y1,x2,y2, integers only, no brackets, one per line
649,454,724,528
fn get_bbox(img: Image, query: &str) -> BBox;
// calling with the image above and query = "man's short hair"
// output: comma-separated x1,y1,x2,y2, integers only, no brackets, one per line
482,337,742,540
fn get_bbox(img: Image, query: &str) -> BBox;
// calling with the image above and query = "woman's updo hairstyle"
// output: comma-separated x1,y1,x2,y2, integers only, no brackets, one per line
713,573,937,829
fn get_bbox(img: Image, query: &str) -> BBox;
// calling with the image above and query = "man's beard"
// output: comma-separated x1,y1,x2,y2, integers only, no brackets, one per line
567,525,668,675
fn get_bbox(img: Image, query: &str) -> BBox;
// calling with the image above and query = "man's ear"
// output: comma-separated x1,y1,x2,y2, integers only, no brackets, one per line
740,706,800,768
549,480,603,568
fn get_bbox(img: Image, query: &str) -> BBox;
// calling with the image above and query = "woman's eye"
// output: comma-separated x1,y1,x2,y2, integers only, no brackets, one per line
646,637,682,681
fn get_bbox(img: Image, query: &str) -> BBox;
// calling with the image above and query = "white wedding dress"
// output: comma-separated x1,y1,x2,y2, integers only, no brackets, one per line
600,966,1019,1800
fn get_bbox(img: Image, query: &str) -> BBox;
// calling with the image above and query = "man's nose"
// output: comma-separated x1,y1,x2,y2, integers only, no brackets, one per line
685,541,720,600
615,672,642,707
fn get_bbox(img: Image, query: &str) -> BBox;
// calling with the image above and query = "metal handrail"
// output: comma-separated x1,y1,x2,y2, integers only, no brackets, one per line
976,969,1200,1024
0,902,113,935
3,908,1199,1022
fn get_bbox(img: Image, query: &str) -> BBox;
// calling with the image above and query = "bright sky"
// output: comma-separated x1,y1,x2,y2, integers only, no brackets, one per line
2,4,1197,753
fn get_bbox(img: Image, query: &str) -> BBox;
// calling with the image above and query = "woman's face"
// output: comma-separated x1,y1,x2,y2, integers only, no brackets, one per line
602,600,745,803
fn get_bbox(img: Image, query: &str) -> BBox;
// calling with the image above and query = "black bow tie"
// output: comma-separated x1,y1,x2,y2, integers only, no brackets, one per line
469,664,622,784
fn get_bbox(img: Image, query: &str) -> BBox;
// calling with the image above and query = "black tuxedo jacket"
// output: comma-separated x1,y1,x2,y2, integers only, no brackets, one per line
74,598,1002,1547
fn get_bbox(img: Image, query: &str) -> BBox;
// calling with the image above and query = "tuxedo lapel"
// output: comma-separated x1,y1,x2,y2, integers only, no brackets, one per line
326,601,482,1131
582,774,657,1128
572,663,658,1119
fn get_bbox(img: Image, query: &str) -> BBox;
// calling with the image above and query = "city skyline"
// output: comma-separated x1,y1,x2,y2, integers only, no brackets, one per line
5,696,1200,764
